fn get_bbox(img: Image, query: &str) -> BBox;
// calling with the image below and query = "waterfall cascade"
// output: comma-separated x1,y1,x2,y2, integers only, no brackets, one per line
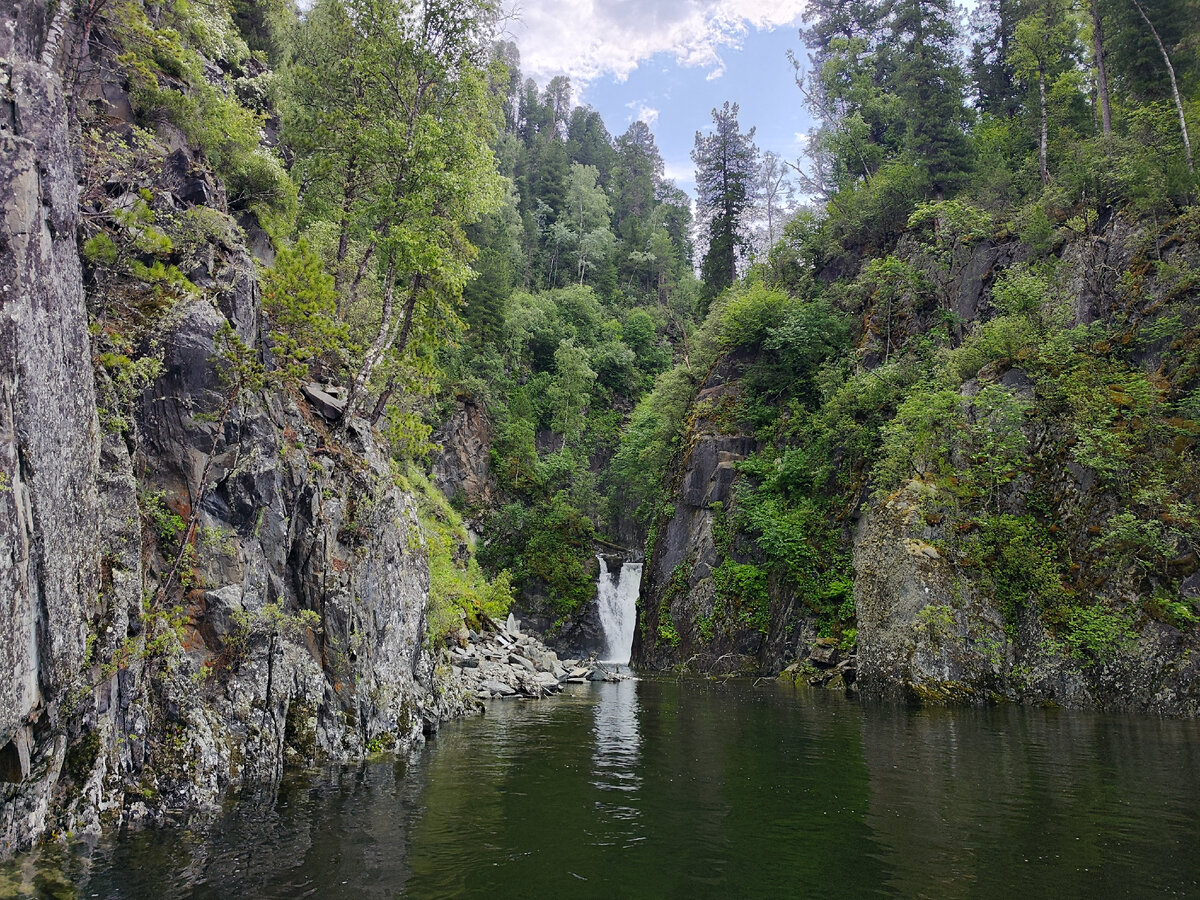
596,556,643,664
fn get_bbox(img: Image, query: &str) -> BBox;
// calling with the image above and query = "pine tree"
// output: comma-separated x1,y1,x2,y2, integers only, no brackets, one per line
565,107,617,185
693,102,759,302
889,0,973,196
970,0,1022,118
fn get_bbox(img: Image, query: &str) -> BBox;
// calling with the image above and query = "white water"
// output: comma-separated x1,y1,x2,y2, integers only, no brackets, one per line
596,556,643,665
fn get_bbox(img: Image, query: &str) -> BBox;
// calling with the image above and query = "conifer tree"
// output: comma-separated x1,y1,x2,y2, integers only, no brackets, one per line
889,0,972,196
693,102,759,302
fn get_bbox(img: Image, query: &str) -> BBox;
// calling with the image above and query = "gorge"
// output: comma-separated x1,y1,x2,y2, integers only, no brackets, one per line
2,0,1200,891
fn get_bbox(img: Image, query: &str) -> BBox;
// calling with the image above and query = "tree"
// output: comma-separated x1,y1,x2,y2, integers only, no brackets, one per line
566,106,617,184
1010,0,1079,186
562,163,615,286
693,102,760,302
969,0,1022,118
889,0,972,197
1129,0,1194,173
793,0,900,196
282,0,506,423
755,151,796,255
547,339,595,448
1089,0,1112,134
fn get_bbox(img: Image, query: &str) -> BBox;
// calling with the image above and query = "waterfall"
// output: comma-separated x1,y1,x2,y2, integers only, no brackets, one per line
596,556,643,665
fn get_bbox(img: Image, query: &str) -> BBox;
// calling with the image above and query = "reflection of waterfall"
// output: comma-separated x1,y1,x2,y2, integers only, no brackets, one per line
591,679,641,790
596,556,642,664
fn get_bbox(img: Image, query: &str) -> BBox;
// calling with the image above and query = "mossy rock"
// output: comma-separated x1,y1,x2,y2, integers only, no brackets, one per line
907,679,981,705
283,699,317,765
65,731,101,785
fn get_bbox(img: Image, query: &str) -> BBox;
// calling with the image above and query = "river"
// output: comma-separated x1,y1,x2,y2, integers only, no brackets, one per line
3,677,1199,898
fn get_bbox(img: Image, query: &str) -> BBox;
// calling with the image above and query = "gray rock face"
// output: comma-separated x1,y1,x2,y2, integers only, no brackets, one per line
634,358,767,674
854,480,1200,713
854,482,1011,703
0,44,102,850
0,7,466,855
431,399,492,508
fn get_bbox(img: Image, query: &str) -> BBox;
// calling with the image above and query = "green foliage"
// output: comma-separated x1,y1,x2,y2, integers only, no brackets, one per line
141,490,185,547
408,466,513,640
109,0,293,221
712,561,770,634
1056,604,1136,664
260,240,348,381
478,492,596,616
1144,589,1199,629
965,514,1069,627
916,604,956,643
717,281,793,349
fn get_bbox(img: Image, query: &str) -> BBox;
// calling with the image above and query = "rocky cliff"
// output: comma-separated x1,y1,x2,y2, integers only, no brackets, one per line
0,0,467,856
634,215,1200,715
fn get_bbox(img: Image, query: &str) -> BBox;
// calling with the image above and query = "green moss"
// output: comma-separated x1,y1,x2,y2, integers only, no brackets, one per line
908,680,980,705
64,731,101,785
407,464,514,641
283,699,317,765
712,561,770,634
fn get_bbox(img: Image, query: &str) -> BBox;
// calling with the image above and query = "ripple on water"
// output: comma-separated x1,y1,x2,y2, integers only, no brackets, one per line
2,679,1199,898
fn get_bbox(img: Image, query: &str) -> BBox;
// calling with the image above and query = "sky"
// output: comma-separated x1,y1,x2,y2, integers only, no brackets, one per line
501,0,818,197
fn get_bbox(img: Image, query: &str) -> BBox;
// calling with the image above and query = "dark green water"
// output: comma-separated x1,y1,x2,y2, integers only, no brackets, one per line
4,677,1199,898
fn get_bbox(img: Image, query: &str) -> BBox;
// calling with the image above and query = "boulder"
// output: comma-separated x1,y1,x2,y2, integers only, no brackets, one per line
301,383,347,421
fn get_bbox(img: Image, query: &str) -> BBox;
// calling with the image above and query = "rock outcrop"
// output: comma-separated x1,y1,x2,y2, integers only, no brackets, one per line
0,26,104,851
634,352,774,674
0,0,466,855
431,398,493,509
634,215,1200,714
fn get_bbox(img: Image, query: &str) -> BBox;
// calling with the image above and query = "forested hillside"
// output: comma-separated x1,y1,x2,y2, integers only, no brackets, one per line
620,0,1200,712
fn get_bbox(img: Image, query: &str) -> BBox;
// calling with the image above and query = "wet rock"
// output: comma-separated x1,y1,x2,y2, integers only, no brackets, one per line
809,639,840,667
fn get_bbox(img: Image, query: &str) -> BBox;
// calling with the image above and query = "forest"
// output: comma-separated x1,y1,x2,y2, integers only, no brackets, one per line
70,0,1200,663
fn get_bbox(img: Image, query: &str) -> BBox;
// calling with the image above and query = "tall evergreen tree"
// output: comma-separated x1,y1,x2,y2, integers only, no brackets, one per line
970,0,1022,118
693,102,760,302
612,120,665,292
889,0,972,196
565,106,617,185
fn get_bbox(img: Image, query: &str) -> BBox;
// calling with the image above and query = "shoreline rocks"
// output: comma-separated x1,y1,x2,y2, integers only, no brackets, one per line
450,617,628,702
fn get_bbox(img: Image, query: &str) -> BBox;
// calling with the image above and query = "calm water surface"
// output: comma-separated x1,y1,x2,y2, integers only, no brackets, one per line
3,677,1199,898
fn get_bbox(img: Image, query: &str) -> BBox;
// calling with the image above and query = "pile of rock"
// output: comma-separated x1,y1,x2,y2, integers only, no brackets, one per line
780,637,858,692
449,616,627,700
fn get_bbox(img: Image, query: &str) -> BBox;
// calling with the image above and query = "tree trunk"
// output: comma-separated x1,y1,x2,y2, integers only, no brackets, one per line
1090,0,1111,135
342,254,399,424
1038,66,1050,185
369,377,396,426
333,155,359,312
392,274,423,362
1131,0,1193,174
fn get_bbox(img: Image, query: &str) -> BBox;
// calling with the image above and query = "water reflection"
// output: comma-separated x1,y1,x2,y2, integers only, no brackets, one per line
591,677,641,792
3,681,1200,898
860,703,1200,898
589,678,644,849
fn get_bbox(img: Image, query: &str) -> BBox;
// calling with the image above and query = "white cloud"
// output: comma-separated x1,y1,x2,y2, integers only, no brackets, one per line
504,0,806,86
663,161,693,183
625,100,661,125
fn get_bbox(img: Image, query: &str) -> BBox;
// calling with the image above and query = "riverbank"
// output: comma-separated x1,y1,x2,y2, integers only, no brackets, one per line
449,617,628,702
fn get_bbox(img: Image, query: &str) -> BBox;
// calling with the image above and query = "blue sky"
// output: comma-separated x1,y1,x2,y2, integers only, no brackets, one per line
503,1,816,197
